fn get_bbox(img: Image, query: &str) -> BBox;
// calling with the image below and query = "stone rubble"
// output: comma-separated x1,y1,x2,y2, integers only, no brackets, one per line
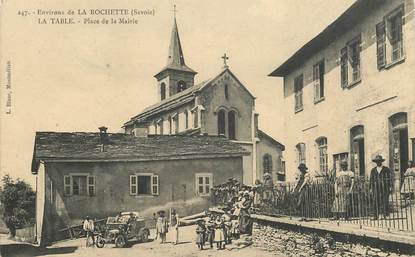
252,222,415,257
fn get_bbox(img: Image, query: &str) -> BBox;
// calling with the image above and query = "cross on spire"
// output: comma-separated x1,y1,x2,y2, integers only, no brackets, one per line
173,4,178,19
222,53,229,68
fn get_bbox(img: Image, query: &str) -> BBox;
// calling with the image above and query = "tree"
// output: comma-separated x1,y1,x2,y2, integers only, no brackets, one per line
0,175,35,237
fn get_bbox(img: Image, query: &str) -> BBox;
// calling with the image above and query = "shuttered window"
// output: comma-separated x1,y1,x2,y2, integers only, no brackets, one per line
294,75,303,112
313,61,325,102
340,47,348,88
130,174,159,196
376,21,386,69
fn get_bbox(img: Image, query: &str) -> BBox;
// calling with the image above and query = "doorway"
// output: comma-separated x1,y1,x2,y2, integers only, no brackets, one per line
389,112,409,189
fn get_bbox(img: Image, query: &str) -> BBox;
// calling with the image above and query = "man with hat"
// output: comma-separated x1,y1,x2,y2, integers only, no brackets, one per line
369,154,393,220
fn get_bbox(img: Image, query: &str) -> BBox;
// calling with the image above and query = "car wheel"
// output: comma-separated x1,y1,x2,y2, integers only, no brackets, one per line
141,230,149,243
115,235,126,248
96,235,105,248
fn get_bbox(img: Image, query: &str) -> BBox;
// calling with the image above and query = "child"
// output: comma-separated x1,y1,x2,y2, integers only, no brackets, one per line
213,216,225,250
156,210,168,244
230,216,240,240
205,214,215,249
195,219,206,250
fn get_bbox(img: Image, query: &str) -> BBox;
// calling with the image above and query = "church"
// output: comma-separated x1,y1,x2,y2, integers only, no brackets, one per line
123,16,285,185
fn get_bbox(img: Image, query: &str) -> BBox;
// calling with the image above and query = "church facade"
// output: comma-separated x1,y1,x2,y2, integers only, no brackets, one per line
123,17,285,185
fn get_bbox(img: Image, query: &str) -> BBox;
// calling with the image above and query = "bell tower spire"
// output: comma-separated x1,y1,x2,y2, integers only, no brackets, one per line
154,5,197,101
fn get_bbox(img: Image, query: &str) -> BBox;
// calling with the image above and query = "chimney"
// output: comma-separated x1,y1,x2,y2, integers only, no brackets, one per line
98,126,108,152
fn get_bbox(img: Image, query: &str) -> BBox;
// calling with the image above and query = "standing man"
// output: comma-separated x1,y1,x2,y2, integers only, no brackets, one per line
83,216,95,247
369,155,393,220
294,163,311,219
169,209,179,245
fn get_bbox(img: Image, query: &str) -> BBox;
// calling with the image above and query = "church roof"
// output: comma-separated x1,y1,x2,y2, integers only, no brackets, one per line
258,130,285,151
155,18,197,78
31,132,250,173
124,68,254,127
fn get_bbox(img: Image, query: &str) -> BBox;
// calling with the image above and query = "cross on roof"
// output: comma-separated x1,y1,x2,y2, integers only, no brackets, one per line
173,4,178,19
222,53,229,68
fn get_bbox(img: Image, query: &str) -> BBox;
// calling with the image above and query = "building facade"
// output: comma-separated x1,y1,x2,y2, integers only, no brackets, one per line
31,131,248,244
124,16,285,185
270,0,415,187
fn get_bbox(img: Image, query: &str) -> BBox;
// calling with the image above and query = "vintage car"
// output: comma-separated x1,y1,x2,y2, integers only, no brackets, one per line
96,211,150,248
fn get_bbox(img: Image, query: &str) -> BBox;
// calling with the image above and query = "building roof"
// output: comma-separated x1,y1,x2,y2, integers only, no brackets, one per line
258,130,285,151
31,132,250,173
269,0,383,77
154,17,197,78
124,68,255,127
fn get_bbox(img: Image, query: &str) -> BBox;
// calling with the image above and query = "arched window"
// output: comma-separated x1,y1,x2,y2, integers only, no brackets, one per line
263,154,273,173
177,81,187,93
160,83,166,100
316,137,328,174
296,143,306,165
217,109,226,136
228,110,236,140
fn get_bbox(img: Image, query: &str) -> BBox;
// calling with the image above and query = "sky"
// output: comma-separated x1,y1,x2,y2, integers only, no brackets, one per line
0,0,355,186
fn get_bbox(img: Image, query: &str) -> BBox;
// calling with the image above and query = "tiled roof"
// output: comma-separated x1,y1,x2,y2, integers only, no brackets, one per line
269,0,383,77
258,130,285,151
32,132,249,173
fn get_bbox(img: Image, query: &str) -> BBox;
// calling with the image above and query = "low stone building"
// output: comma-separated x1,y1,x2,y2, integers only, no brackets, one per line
31,129,248,245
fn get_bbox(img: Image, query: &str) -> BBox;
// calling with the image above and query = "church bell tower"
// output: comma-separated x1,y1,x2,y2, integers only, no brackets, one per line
154,9,197,101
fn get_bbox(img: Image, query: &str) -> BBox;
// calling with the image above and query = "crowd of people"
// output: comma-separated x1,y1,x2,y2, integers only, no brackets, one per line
210,154,415,222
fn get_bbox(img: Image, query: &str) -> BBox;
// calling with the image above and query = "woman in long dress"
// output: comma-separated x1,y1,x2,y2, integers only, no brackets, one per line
331,160,354,220
213,216,225,250
401,160,415,200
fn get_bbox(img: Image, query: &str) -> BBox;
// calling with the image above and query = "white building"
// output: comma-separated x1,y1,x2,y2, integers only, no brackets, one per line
269,0,415,190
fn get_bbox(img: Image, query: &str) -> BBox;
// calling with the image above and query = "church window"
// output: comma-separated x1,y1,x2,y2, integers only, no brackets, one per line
160,83,166,100
156,119,163,135
263,154,273,173
177,81,187,93
224,84,229,100
217,109,226,136
228,110,237,140
316,137,328,174
196,173,213,196
173,114,179,134
130,173,159,196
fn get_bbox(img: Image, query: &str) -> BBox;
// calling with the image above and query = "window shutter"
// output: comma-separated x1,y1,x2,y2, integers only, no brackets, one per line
376,21,386,69
130,175,137,195
64,175,71,196
88,176,95,196
340,47,348,88
313,65,320,101
152,175,159,195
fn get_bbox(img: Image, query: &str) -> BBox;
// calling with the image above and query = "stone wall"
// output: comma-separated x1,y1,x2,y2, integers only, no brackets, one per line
252,220,415,257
